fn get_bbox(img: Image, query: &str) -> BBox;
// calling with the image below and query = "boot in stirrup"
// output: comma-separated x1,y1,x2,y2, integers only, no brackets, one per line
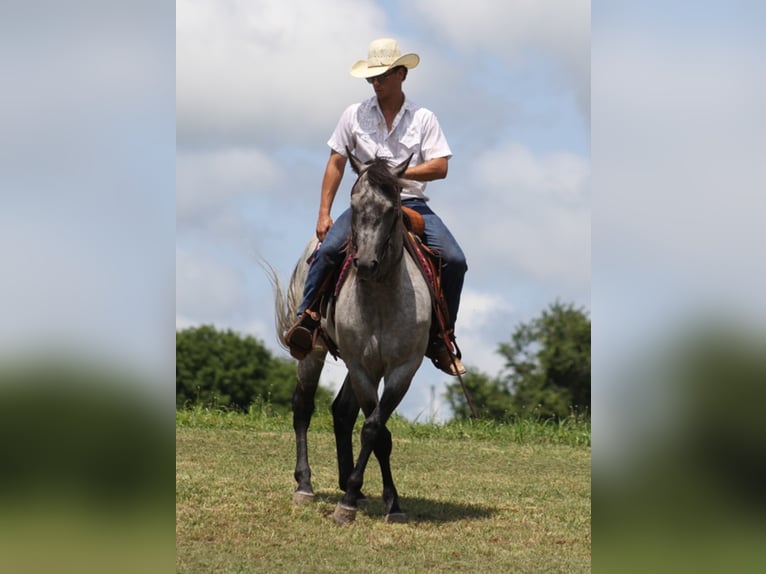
426,336,466,376
285,310,320,360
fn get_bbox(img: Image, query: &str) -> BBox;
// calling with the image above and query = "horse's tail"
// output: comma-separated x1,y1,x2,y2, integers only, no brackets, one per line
260,238,318,352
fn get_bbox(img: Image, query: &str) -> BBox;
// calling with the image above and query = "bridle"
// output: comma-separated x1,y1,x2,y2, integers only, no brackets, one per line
350,176,405,272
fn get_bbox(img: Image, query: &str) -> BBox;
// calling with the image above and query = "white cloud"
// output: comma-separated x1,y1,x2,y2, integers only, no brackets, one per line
450,289,515,376
411,0,590,116
478,145,589,204
175,315,202,331
457,289,514,331
176,247,247,322
177,0,387,147
177,147,281,221
444,143,590,290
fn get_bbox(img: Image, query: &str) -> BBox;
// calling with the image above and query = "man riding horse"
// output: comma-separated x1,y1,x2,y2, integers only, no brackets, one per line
285,38,467,376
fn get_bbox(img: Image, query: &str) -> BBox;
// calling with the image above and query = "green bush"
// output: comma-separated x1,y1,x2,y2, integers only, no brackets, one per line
176,325,331,412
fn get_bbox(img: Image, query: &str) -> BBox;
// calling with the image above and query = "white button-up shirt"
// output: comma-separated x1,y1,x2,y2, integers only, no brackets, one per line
327,95,452,200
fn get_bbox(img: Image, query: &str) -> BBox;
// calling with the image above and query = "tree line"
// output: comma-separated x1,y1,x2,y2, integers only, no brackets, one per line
445,301,590,420
176,325,332,412
176,300,591,420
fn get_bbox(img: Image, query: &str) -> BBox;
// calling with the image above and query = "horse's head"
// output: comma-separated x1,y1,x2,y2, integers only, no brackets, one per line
347,148,412,281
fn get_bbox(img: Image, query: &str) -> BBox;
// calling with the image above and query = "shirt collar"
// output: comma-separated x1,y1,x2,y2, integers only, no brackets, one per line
369,93,414,114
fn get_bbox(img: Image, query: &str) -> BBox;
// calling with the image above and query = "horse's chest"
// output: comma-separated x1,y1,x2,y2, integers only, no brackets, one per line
332,277,430,348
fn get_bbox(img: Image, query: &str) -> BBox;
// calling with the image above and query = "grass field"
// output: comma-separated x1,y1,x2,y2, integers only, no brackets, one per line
176,408,591,573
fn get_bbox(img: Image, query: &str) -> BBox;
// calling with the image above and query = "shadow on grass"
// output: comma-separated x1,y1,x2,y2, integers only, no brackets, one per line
312,491,496,523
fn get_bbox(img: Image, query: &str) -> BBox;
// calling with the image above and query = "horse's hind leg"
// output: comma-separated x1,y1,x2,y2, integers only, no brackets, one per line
292,352,325,505
331,374,359,493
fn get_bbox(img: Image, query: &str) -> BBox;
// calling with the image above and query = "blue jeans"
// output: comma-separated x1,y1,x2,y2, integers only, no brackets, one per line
298,199,467,331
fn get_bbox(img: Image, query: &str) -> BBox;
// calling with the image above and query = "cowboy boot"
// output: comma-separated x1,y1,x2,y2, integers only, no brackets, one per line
426,336,466,376
285,309,321,360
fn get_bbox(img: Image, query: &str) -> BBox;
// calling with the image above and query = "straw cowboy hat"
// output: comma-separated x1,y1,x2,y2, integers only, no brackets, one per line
350,38,420,78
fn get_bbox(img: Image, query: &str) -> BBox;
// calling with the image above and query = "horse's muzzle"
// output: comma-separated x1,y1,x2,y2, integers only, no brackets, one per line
353,256,379,279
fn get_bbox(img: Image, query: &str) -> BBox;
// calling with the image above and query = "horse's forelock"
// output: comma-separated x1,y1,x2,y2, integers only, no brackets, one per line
360,158,402,202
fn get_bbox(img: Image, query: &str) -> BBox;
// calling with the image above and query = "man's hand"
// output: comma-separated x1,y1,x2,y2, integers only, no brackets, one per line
315,150,346,241
316,214,334,241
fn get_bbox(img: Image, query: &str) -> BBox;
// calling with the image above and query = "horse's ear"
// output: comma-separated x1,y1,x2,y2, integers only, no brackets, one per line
390,153,413,178
346,146,365,175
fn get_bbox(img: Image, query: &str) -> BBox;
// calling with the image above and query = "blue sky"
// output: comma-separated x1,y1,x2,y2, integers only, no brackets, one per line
176,0,591,420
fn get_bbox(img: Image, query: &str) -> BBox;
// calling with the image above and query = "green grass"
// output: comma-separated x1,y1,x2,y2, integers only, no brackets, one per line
176,405,591,448
176,408,591,573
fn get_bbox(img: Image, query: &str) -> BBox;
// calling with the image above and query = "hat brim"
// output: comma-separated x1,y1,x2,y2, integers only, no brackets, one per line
349,53,420,78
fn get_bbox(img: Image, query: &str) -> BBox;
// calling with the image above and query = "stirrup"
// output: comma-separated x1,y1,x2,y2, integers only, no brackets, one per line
426,339,466,376
285,310,320,360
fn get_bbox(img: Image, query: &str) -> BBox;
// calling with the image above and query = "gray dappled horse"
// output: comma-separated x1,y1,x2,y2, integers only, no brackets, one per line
270,151,431,525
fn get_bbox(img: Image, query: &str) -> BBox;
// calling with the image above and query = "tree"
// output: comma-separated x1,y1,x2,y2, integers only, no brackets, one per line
499,300,590,419
444,368,514,420
176,325,331,412
446,300,590,421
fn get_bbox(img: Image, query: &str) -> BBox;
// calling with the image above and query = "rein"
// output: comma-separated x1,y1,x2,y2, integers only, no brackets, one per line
403,231,477,418
453,362,477,419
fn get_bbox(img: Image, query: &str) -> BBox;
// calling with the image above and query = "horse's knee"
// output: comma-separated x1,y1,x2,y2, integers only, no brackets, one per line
361,419,382,446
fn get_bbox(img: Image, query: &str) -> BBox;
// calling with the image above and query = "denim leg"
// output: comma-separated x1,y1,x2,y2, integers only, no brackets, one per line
404,201,467,330
297,208,352,316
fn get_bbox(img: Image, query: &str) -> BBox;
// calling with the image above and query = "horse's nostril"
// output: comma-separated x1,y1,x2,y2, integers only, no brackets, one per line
354,257,379,277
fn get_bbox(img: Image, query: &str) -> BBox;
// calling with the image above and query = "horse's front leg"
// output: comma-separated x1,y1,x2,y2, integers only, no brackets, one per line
372,361,421,523
332,374,376,507
372,424,406,522
332,409,378,525
332,367,379,525
292,352,325,505
333,363,415,525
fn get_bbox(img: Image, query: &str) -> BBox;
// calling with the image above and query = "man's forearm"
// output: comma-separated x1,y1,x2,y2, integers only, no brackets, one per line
404,157,448,182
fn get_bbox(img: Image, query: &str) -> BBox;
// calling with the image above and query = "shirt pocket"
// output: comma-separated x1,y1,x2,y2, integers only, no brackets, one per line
400,128,422,157
353,126,375,141
352,128,378,160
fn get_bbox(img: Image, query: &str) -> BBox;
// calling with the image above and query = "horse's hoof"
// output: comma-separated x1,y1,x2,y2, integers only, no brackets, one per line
385,512,408,524
333,503,357,526
292,491,315,506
